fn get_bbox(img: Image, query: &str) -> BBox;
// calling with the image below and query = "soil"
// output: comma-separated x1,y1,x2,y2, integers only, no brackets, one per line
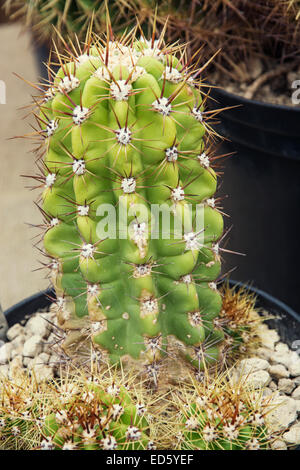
209,58,300,107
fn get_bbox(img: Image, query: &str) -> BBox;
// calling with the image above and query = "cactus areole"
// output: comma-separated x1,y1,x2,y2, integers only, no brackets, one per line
33,27,225,378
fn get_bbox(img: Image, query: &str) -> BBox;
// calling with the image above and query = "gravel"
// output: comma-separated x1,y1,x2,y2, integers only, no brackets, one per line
0,307,60,383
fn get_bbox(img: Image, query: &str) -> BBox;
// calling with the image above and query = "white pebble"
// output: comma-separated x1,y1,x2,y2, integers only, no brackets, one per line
256,347,273,361
269,381,277,391
37,352,50,365
30,363,54,384
269,364,290,379
26,315,50,339
23,335,43,358
272,350,299,369
10,335,26,359
0,343,12,364
237,357,269,375
257,325,279,349
243,370,271,389
278,378,295,394
291,385,300,399
0,364,9,377
267,396,298,431
270,439,288,450
8,355,23,380
275,342,290,354
295,400,300,412
6,323,25,341
288,359,300,377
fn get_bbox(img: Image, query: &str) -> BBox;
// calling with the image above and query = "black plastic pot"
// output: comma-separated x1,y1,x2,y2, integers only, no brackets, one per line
33,38,60,80
4,289,54,329
211,88,300,160
34,43,55,81
210,88,300,313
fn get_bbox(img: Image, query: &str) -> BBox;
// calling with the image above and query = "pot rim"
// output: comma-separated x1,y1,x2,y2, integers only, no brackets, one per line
228,280,299,319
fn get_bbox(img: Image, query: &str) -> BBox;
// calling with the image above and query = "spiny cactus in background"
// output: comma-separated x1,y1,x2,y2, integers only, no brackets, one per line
3,0,137,45
217,283,264,365
134,0,300,81
43,385,154,450
23,22,232,383
0,368,156,450
169,370,281,450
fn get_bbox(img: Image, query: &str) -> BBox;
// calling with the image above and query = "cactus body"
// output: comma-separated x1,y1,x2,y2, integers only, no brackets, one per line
32,29,225,376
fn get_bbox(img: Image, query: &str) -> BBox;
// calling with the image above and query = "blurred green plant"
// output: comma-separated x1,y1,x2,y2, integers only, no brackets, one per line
3,0,137,44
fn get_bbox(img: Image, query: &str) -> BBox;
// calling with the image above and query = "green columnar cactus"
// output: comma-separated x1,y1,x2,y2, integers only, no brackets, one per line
30,26,225,379
171,372,281,451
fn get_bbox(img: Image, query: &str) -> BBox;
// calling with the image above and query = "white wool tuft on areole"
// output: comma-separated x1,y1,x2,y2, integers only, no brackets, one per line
162,67,182,83
110,80,132,101
198,152,210,168
121,177,136,194
152,97,172,116
72,159,86,175
77,205,89,216
165,146,178,162
81,243,95,259
46,119,59,137
72,106,89,125
171,186,185,202
116,127,132,145
45,173,56,187
192,106,203,122
184,231,203,251
58,75,80,94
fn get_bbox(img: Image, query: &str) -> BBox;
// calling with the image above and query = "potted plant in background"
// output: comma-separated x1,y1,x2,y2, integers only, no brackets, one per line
1,17,300,450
